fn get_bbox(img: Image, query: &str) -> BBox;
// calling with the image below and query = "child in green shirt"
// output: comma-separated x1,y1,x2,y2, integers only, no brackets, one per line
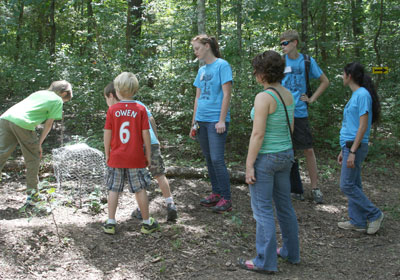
0,80,73,206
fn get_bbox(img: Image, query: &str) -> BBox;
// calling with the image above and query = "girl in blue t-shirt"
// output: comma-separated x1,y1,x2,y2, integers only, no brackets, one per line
190,34,233,213
337,62,384,234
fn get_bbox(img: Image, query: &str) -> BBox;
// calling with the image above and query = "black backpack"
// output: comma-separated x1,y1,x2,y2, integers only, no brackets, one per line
303,54,312,98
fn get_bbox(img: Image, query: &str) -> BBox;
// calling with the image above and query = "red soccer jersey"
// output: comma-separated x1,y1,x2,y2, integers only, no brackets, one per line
104,101,150,168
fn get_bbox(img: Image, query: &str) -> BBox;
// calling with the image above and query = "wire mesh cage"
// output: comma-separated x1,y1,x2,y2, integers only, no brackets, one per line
52,143,107,206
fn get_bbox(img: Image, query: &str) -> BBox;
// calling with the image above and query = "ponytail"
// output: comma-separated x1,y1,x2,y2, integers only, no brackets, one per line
344,62,381,124
191,34,222,58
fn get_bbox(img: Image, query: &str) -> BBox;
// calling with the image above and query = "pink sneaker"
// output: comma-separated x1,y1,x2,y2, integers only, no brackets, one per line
200,193,221,207
212,198,232,213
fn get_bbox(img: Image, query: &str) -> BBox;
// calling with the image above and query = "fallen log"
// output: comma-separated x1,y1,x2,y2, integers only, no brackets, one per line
2,160,246,184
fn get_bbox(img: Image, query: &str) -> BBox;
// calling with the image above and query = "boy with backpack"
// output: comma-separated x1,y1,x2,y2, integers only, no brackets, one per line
280,30,330,203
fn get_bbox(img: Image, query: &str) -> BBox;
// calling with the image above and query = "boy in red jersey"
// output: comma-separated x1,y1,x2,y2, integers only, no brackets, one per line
102,72,159,235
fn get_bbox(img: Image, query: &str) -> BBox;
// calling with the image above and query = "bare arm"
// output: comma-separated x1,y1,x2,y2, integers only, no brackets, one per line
215,81,232,134
245,93,272,185
309,73,329,103
142,129,151,167
149,116,158,140
189,88,201,139
346,113,368,168
301,73,330,104
104,129,112,163
38,119,54,158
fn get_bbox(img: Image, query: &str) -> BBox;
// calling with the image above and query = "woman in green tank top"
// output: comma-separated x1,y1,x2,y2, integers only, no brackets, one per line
237,51,299,273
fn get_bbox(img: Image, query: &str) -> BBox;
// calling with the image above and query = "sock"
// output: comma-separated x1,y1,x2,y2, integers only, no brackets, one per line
107,218,116,224
165,197,174,205
143,219,151,225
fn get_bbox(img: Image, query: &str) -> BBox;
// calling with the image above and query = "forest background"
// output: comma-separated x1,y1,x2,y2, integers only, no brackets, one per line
0,0,399,164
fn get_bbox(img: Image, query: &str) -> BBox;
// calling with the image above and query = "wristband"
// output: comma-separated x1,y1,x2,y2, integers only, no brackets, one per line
349,150,356,154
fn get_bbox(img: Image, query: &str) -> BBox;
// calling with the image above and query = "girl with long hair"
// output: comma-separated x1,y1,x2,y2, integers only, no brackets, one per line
190,34,233,213
337,62,384,234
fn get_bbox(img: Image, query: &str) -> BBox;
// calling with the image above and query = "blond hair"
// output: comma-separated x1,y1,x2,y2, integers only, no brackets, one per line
114,72,139,98
280,30,300,44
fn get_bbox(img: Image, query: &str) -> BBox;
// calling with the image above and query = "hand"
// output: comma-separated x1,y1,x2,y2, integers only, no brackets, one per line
146,156,152,168
337,151,343,165
245,166,256,185
215,121,226,134
300,94,313,104
346,153,355,168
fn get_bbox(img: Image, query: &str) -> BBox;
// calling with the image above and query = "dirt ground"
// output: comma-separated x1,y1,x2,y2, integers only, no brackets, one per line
1,153,400,280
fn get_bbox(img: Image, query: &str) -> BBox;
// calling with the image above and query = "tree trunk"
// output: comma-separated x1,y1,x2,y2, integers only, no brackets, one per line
87,0,94,43
216,0,221,39
320,0,327,62
351,0,364,59
373,0,384,89
236,0,242,85
126,0,143,54
300,0,308,53
15,0,24,61
50,0,56,56
197,0,206,35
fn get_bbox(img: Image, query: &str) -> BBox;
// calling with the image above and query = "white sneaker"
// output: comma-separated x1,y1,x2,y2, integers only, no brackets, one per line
337,221,366,232
367,213,384,235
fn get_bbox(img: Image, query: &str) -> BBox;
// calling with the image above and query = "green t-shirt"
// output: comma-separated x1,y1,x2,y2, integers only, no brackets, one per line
0,90,63,131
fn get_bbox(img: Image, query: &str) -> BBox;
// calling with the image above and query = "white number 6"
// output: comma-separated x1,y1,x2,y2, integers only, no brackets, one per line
120,121,130,144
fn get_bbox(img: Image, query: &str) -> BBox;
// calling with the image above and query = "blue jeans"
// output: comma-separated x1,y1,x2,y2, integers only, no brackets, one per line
249,149,299,271
197,122,231,200
340,143,381,227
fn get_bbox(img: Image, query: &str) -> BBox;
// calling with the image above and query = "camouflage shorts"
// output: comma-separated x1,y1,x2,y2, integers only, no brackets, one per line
106,167,151,193
147,144,166,178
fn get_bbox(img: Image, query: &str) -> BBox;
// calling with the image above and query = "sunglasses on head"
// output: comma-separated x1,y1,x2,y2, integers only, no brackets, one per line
280,40,292,46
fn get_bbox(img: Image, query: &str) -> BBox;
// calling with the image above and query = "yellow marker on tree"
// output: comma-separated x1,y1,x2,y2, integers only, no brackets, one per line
372,67,389,74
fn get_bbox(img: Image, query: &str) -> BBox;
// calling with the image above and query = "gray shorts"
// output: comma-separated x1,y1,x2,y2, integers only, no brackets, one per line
293,117,313,150
106,167,151,193
147,144,166,178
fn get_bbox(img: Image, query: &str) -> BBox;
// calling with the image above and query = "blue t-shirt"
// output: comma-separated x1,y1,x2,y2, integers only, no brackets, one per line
282,54,323,118
193,58,233,122
339,87,372,147
133,100,159,145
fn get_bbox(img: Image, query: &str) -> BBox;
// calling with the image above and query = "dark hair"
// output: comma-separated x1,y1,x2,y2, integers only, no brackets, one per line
191,34,221,58
103,82,119,101
344,62,380,124
252,50,285,83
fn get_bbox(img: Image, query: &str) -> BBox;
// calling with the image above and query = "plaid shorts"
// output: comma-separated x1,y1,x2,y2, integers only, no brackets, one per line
106,167,151,193
147,144,166,178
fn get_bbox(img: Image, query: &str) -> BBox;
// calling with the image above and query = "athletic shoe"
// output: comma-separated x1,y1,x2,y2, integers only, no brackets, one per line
200,193,221,207
291,193,305,201
141,217,160,234
312,188,324,204
102,221,116,235
167,203,178,221
211,198,232,213
337,221,366,233
367,213,384,235
131,208,143,220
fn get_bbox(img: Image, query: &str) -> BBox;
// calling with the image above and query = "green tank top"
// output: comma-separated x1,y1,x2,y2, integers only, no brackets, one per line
250,90,294,154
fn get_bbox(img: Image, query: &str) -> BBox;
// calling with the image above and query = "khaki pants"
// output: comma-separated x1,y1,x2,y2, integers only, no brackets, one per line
0,119,40,194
